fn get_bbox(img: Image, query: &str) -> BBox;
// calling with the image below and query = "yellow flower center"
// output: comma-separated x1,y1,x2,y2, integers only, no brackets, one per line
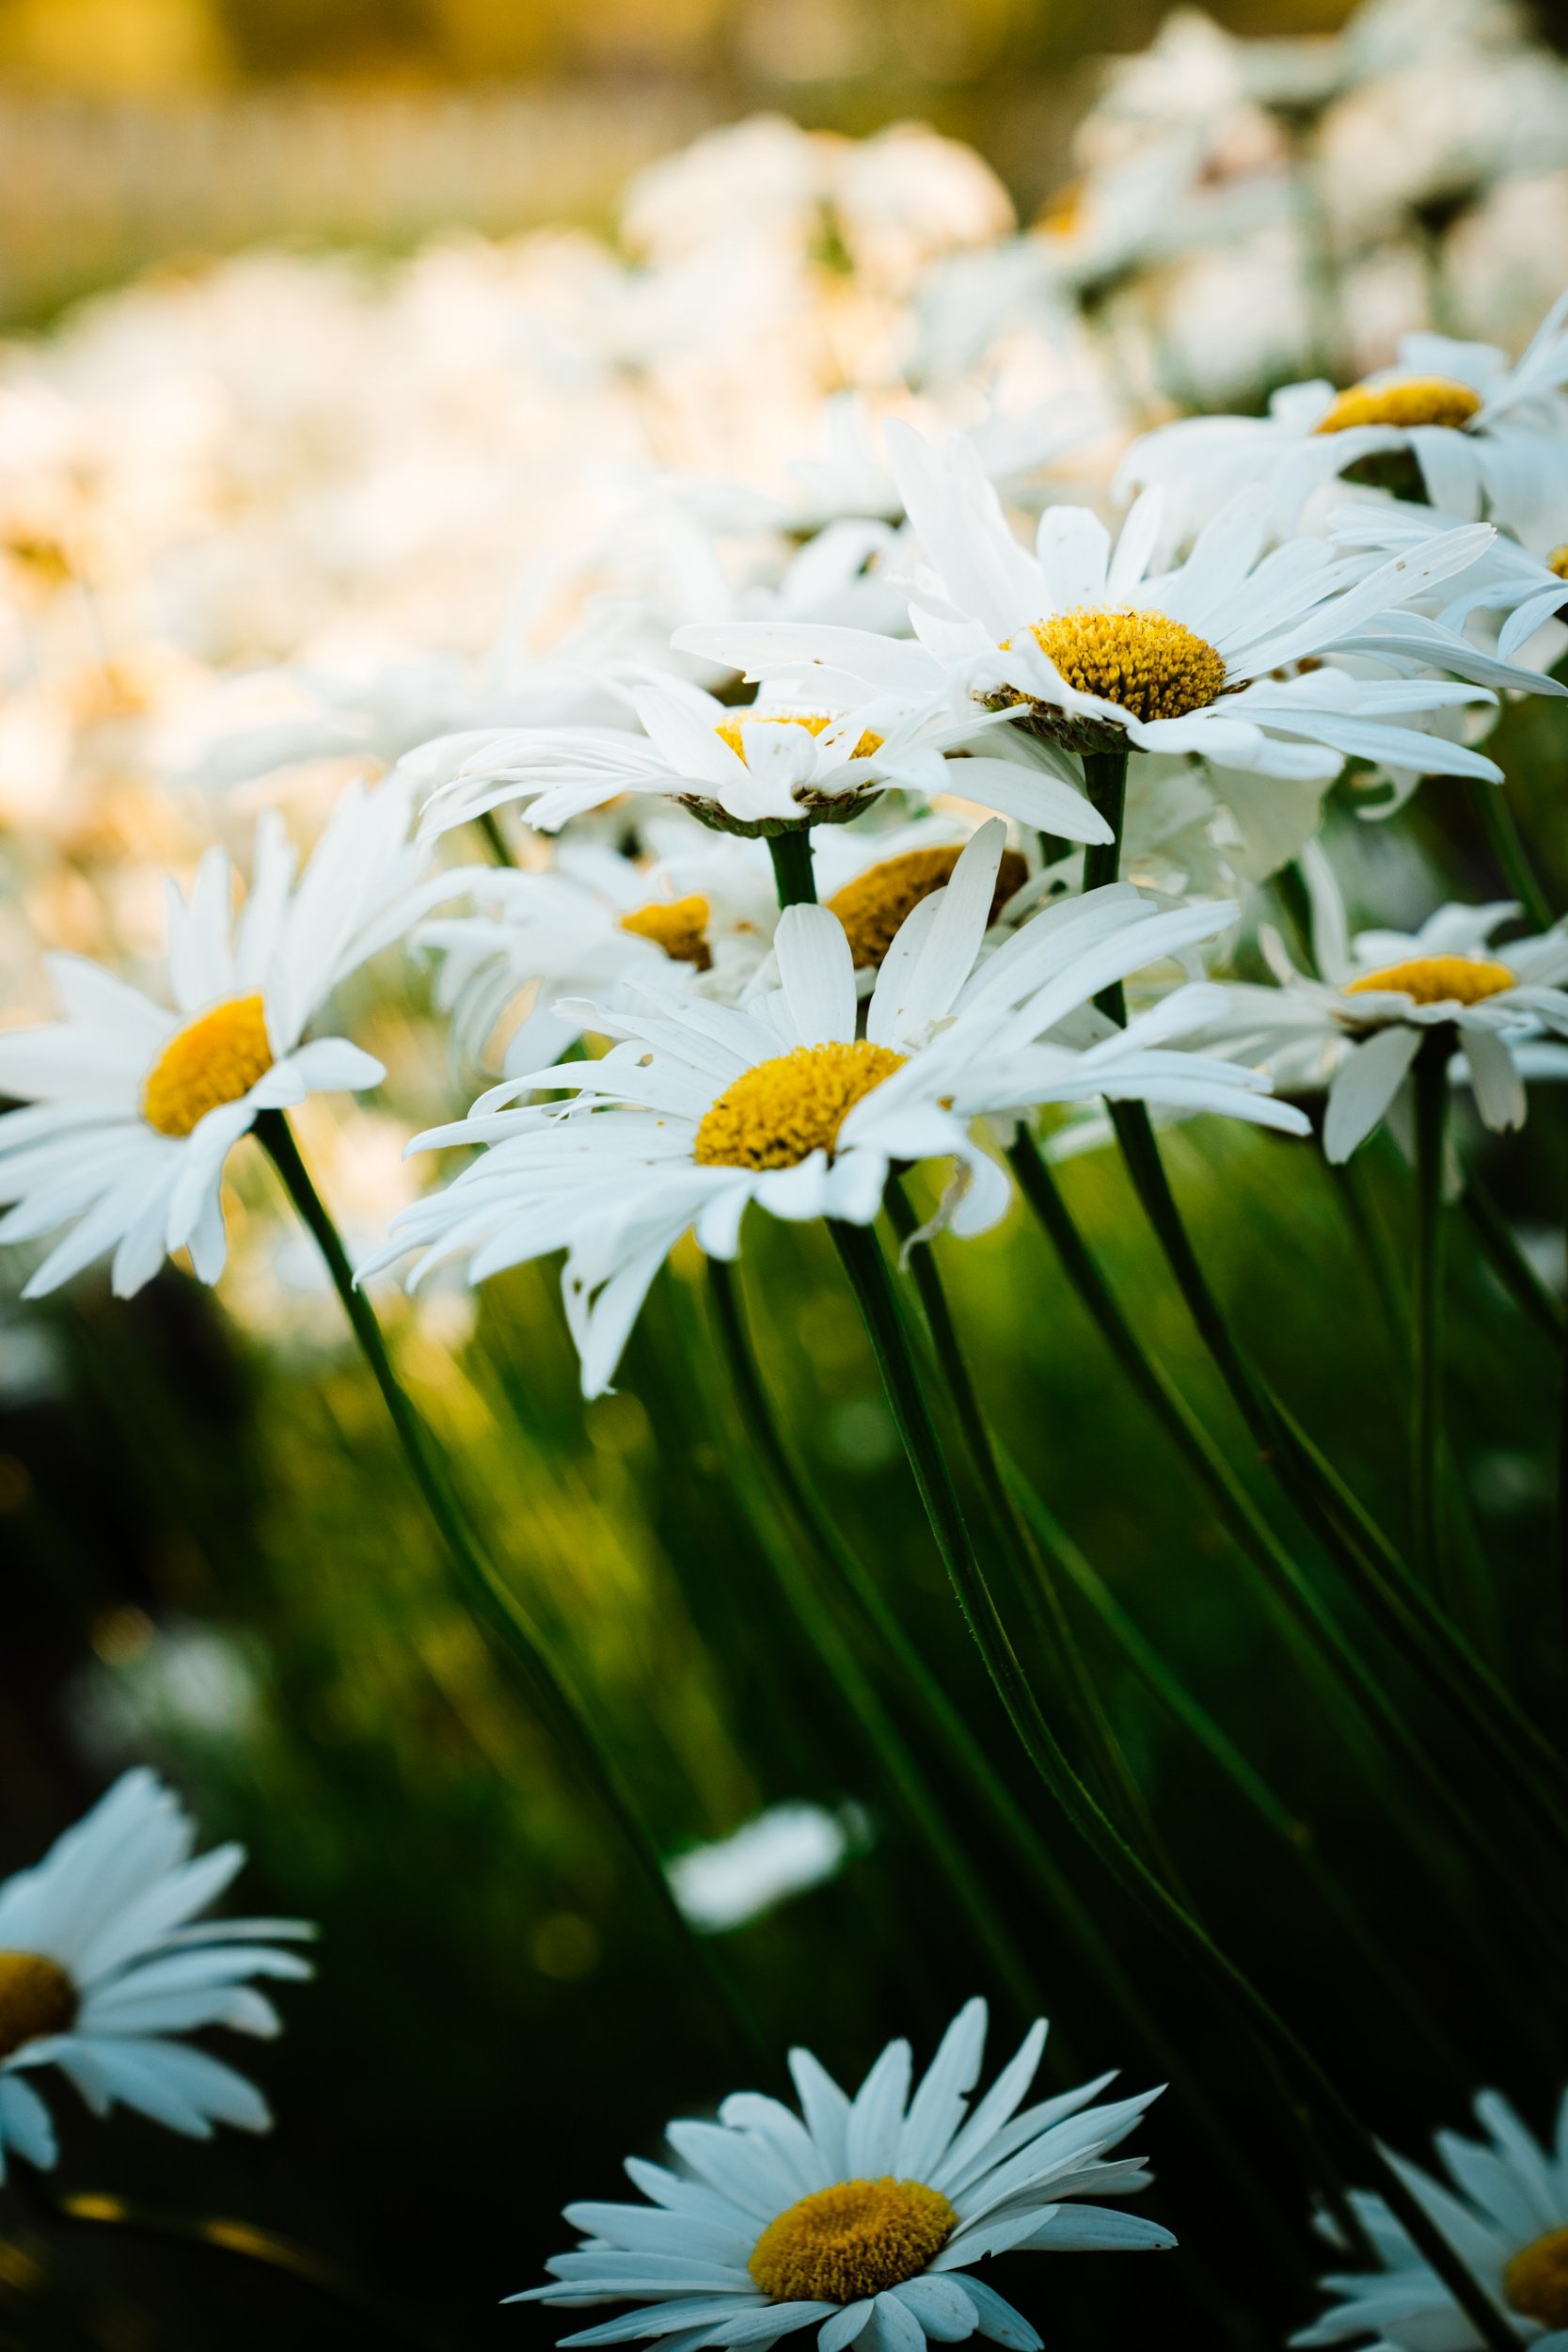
749,2179,958,2304
1342,955,1516,1007
1314,376,1483,436
827,846,1029,971
693,1041,906,1170
1548,546,1568,582
1505,2227,1568,2328
714,714,885,766
0,1952,77,2060
142,993,274,1138
619,894,713,970
1017,608,1227,724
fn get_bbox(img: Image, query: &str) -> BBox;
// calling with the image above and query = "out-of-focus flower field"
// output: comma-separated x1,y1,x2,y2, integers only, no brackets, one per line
2,0,1568,2347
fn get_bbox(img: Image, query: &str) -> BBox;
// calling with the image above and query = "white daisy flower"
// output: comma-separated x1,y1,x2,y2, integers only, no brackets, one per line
1119,294,1568,542
408,669,1110,849
419,816,1015,1077
365,826,1307,1396
1202,850,1568,1161
1323,498,1568,667
0,774,458,1299
511,1995,1173,2352
1295,2087,1568,2350
417,826,780,1077
677,424,1513,789
0,1769,312,2178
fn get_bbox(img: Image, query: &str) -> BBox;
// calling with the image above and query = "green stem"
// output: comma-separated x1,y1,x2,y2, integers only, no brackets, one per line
828,1215,1519,2352
477,808,516,868
997,1451,1470,2090
705,1261,1316,2300
1469,776,1555,931
1410,1031,1449,1600
884,1184,1184,1892
768,828,818,907
1560,1187,1568,1676
1081,748,1128,899
255,1108,762,2067
703,1258,1040,2015
709,1266,1229,2086
1008,1127,1565,1987
1461,1168,1564,1345
1112,1102,1568,1846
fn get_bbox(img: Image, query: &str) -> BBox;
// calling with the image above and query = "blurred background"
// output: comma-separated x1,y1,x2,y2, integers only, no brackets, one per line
3,0,1568,2347
0,0,1370,324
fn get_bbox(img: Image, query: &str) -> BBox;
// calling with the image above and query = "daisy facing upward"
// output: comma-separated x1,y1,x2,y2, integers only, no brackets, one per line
0,1771,312,2179
676,421,1531,799
366,825,1307,1396
515,1996,1173,2352
0,773,467,1299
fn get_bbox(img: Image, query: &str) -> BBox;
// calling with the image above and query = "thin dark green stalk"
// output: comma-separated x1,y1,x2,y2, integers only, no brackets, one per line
1005,1126,1552,1926
1080,752,1544,1773
1462,1168,1564,1344
1081,748,1128,896
998,1452,1471,2090
703,1258,1040,2014
829,1214,1520,2352
707,1261,1321,2301
1560,1190,1568,1671
768,827,818,907
1114,1100,1568,1844
883,1184,1185,1893
1328,1152,1405,1354
883,1198,1388,2253
43,2185,451,2352
1469,776,1555,930
255,1108,763,2068
476,807,516,867
1411,1031,1450,1601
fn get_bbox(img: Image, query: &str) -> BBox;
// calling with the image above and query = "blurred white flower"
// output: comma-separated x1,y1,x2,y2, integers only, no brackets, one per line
665,1802,869,1933
0,1770,311,2179
1295,2085,1568,2349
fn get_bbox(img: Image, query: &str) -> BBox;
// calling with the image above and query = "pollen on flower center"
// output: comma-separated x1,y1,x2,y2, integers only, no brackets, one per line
142,993,274,1138
1314,375,1483,435
748,2178,958,2304
1017,608,1227,724
1504,2227,1568,2328
693,1041,906,1170
828,846,1029,970
1343,955,1516,1007
1548,545,1568,582
714,713,885,766
619,893,713,970
0,1951,77,2060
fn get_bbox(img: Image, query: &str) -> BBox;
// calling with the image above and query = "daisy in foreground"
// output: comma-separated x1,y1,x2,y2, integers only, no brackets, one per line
0,1770,312,2176
366,825,1307,1394
678,423,1515,787
1202,853,1568,1161
512,1996,1173,2352
0,775,460,1298
1295,2087,1568,2349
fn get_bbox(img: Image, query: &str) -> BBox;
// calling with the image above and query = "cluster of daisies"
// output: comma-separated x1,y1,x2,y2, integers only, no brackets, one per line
5,1774,1568,2352
3,24,1568,2348
8,284,1568,1394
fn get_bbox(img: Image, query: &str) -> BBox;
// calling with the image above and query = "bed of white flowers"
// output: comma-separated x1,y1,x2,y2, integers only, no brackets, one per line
2,0,1568,2346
